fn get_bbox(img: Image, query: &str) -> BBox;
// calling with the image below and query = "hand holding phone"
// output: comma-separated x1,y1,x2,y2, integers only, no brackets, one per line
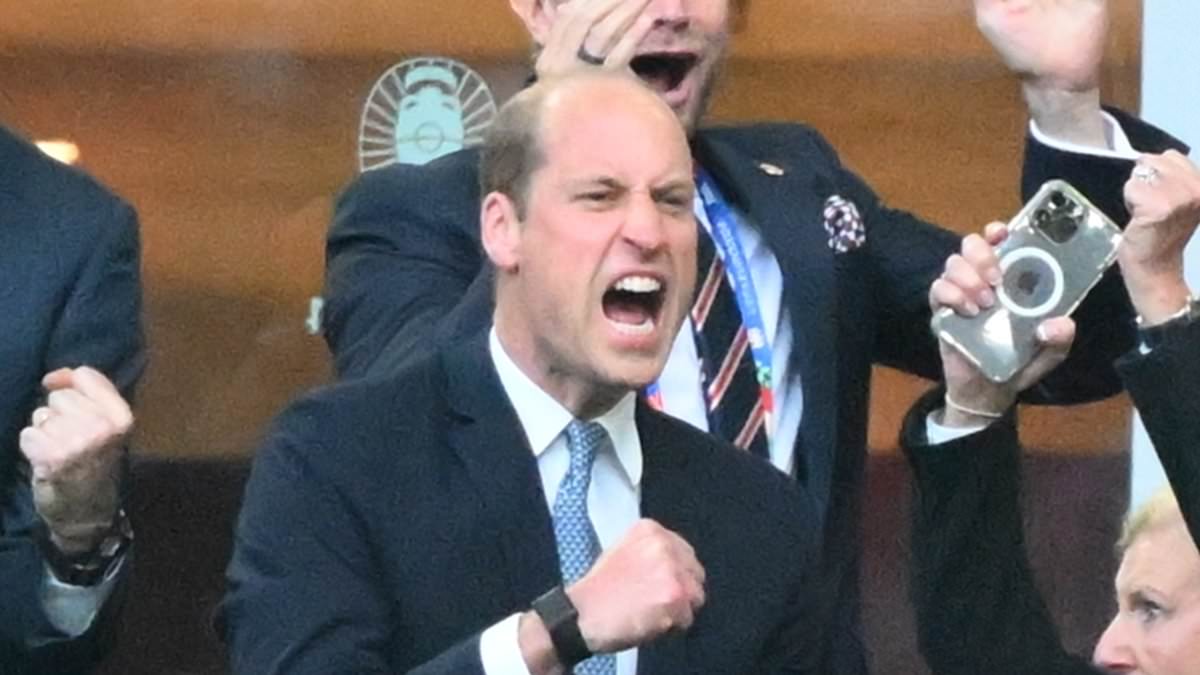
931,180,1122,383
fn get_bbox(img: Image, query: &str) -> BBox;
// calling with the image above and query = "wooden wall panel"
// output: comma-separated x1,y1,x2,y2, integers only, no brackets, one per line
0,0,1141,61
0,3,1141,458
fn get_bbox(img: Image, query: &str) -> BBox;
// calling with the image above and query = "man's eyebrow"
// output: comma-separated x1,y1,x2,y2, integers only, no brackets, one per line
566,176,625,190
658,177,694,190
651,178,695,195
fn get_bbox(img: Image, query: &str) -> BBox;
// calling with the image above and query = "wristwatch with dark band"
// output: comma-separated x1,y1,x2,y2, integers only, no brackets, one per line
37,509,133,587
531,585,593,667
1137,297,1199,353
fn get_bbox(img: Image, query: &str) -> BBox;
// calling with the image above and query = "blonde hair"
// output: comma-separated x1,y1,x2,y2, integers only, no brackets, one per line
1118,485,1185,554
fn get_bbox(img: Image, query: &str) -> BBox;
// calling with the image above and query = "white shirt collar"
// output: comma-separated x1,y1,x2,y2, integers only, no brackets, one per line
1028,110,1138,161
489,328,643,488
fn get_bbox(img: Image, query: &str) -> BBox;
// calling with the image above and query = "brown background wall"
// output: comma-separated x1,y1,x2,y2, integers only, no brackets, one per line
0,1,1141,460
1,3,1145,672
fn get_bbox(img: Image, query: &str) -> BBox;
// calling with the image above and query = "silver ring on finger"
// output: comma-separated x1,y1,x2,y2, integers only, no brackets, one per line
1133,164,1160,184
576,44,606,66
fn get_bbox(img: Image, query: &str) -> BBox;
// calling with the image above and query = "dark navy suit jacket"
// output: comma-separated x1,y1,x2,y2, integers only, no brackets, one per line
221,333,830,674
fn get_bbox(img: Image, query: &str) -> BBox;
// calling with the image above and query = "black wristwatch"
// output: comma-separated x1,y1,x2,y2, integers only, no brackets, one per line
531,585,592,667
37,509,133,587
1137,298,1199,353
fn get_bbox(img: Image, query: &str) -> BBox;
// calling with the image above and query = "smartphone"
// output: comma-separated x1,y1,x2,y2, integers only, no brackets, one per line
931,180,1123,383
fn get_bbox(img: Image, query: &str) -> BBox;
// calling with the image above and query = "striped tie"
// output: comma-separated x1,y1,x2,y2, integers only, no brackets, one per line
690,228,770,458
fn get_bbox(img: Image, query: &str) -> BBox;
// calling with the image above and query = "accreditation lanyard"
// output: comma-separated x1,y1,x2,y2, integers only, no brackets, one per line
645,169,775,432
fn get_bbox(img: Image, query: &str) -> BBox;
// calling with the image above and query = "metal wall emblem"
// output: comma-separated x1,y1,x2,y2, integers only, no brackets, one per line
358,57,498,171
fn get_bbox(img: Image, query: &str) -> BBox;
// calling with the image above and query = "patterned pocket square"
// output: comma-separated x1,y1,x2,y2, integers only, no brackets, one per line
823,195,866,253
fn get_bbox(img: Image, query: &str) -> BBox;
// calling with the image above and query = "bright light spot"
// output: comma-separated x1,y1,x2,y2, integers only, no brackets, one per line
35,140,80,165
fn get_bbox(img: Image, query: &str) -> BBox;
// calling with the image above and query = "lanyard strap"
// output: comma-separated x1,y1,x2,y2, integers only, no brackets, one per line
646,170,775,421
695,169,775,413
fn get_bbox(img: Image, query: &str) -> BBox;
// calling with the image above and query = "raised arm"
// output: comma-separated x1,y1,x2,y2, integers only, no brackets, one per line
0,173,144,671
904,307,1098,674
907,148,1200,675
322,152,496,379
1114,151,1200,545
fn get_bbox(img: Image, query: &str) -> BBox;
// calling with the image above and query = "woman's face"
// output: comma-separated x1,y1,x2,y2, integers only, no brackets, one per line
1094,519,1200,674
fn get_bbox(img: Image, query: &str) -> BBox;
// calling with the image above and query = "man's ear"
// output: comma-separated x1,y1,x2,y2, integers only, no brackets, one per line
509,0,556,45
481,191,523,271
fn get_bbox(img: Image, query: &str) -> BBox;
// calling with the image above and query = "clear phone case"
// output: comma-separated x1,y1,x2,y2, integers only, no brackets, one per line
931,180,1123,383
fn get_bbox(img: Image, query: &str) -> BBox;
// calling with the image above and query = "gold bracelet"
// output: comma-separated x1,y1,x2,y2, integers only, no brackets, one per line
944,393,1005,420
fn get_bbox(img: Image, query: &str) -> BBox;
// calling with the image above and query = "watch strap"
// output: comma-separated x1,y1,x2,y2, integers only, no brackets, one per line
37,509,133,587
531,585,592,667
1137,297,1199,353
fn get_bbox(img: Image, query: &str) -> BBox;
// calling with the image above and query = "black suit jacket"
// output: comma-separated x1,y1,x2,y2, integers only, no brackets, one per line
322,112,1180,671
0,125,145,673
904,318,1200,675
220,332,829,674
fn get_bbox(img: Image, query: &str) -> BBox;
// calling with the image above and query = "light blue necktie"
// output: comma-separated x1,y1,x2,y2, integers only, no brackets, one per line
553,420,617,675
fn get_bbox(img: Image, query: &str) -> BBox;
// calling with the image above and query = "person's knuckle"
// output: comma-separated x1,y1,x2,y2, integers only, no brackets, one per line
943,254,961,272
112,408,134,433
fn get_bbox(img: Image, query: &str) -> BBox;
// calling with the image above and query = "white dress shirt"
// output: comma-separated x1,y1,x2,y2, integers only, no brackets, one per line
40,558,124,638
1030,112,1139,161
480,329,641,675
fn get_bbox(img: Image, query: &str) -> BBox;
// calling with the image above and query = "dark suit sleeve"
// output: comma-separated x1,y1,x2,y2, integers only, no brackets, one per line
1116,319,1200,547
802,135,958,382
219,410,485,675
902,388,1100,675
1018,109,1189,403
0,196,144,671
43,198,147,397
322,157,493,379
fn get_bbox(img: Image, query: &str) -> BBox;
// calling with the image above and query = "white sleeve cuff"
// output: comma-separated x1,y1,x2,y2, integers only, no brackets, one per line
40,554,125,637
1029,111,1139,161
925,412,988,445
480,612,535,675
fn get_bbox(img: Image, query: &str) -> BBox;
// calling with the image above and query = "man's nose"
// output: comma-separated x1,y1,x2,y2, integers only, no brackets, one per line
623,195,669,252
645,0,690,32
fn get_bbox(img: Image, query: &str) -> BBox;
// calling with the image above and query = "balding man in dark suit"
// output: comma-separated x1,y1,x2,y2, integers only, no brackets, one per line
222,73,831,675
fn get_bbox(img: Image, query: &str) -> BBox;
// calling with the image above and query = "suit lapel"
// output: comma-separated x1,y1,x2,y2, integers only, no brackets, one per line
692,130,839,519
635,404,696,674
441,332,561,607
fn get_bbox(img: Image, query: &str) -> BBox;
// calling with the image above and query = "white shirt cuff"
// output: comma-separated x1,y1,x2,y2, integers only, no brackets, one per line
480,612,534,675
1030,111,1139,161
925,413,988,445
40,554,125,637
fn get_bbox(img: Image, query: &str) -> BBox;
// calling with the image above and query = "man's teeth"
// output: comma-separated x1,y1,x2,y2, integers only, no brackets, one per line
605,276,661,334
613,276,661,293
610,317,655,335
